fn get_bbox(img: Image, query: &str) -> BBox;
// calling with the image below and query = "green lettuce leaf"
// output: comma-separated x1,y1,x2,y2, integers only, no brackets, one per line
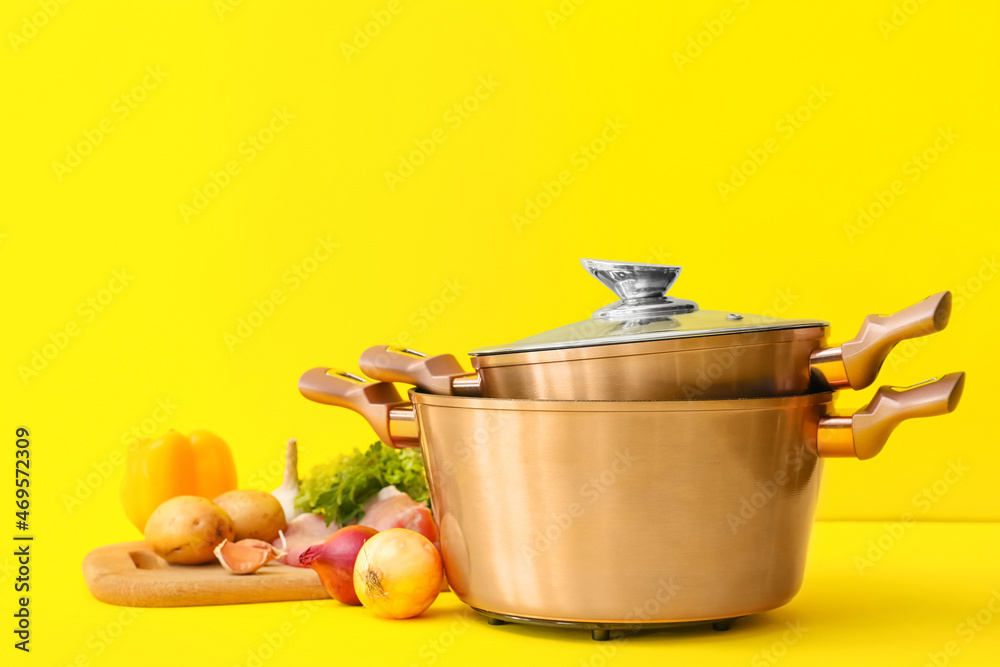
295,441,429,526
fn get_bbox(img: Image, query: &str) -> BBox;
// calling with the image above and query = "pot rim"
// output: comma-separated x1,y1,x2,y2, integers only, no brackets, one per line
470,325,828,367
410,388,832,412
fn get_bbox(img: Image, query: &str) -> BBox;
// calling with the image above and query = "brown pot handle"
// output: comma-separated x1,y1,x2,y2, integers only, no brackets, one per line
816,371,965,460
297,367,419,448
810,292,952,390
359,345,480,396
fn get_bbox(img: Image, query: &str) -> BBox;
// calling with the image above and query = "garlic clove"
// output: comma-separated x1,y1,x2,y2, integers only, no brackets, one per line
272,438,302,523
214,538,286,575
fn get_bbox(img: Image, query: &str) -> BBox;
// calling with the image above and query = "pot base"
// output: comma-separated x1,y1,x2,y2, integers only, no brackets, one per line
472,607,741,641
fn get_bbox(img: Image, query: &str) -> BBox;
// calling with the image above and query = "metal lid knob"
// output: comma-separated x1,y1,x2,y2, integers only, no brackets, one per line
581,258,698,321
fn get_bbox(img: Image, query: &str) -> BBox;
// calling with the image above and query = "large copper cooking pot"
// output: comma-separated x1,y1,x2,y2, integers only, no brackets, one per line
360,259,952,401
298,367,965,629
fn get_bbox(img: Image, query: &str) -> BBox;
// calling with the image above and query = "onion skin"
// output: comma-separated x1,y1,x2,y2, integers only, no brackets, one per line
300,525,378,605
353,528,443,619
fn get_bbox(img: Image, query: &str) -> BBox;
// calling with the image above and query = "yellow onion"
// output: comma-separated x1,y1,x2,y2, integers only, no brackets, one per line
353,528,442,619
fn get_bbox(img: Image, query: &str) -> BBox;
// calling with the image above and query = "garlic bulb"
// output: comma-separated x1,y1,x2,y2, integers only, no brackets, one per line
272,437,302,523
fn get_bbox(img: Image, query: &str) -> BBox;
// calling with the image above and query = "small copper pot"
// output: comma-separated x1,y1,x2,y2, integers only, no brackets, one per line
298,367,964,627
360,260,951,401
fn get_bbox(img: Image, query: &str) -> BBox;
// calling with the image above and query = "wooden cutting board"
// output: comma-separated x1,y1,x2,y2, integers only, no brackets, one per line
82,541,330,607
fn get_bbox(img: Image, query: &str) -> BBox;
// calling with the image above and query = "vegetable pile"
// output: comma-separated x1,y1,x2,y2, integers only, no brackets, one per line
295,442,443,617
115,432,444,618
295,442,429,526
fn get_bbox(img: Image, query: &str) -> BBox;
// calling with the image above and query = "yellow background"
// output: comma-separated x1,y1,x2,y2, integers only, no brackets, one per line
2,0,997,665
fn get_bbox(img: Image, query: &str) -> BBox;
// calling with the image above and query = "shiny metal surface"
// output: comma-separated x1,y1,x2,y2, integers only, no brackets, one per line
300,369,965,625
360,259,951,400
472,327,828,400
363,290,952,400
808,347,849,389
362,328,831,402
582,258,683,301
581,258,698,321
815,416,855,458
414,390,826,623
465,258,830,354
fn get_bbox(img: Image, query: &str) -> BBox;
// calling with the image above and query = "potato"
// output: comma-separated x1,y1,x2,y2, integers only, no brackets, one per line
213,490,287,543
145,496,234,564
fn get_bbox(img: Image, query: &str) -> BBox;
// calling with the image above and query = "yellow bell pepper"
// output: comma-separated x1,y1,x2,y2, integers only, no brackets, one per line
120,429,238,532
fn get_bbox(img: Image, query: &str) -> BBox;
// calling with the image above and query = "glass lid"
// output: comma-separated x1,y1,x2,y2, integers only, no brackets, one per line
469,259,828,356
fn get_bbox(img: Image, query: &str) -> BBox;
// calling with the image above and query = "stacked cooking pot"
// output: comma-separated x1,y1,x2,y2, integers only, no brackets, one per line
299,259,965,640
